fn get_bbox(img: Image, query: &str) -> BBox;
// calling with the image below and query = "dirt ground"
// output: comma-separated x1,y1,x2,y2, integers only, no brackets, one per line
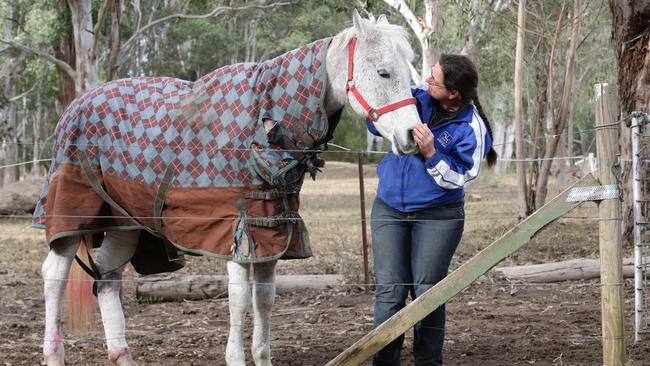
1,162,650,365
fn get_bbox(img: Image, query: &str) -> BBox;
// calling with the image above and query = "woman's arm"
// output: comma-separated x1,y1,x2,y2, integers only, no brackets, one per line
424,113,488,190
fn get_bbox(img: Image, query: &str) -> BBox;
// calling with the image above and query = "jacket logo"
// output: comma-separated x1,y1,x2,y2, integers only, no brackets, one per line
437,131,452,148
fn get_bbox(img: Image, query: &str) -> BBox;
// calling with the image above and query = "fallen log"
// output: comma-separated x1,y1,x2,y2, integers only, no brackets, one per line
135,273,343,301
0,177,45,215
492,257,646,283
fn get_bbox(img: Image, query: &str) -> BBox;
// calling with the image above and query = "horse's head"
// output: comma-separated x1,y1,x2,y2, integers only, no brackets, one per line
329,10,421,155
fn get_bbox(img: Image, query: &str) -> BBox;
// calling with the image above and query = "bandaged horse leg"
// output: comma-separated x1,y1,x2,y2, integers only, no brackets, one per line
251,260,277,366
226,261,252,366
42,235,81,366
94,230,140,365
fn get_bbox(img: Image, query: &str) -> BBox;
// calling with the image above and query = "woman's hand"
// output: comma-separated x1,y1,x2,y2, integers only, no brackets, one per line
413,123,436,160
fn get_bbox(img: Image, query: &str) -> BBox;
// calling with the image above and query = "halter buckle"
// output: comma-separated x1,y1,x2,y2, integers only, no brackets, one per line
346,80,355,92
368,109,379,121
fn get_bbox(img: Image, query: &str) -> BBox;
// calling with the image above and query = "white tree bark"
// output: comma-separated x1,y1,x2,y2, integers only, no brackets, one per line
32,88,43,177
68,0,100,93
382,0,439,79
461,0,512,59
514,0,527,219
494,122,515,175
1,2,21,185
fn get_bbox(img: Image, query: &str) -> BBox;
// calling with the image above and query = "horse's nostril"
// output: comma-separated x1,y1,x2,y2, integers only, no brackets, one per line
407,129,415,142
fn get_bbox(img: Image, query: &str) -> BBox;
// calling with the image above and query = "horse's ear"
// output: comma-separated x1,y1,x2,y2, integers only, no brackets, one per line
377,14,389,25
352,9,369,39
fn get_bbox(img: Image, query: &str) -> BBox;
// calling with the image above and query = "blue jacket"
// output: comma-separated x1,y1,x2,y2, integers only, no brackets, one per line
367,85,492,212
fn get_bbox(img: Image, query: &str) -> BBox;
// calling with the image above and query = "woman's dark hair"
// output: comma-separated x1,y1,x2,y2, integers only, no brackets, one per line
439,54,497,167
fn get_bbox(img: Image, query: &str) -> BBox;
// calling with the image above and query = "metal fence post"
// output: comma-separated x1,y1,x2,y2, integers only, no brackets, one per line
630,111,649,343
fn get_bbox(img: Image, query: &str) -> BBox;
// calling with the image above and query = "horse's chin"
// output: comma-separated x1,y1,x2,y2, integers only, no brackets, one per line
391,143,419,156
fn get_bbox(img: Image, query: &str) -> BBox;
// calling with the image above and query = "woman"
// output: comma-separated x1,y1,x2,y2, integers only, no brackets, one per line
367,54,497,366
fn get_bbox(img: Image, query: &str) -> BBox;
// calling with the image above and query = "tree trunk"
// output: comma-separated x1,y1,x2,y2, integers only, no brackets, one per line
535,0,581,208
1,1,23,185
53,0,77,108
108,0,122,80
135,274,343,301
68,0,100,93
514,0,528,219
493,257,641,283
382,0,441,80
526,73,546,210
2,56,24,185
460,0,481,59
494,122,515,175
32,88,42,177
20,98,27,178
0,140,6,188
609,0,650,245
422,0,440,73
0,176,45,214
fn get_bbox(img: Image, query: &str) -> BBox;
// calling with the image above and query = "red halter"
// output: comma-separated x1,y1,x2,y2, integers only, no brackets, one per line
346,37,416,121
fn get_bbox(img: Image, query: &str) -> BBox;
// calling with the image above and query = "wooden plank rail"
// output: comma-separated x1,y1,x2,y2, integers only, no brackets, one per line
325,174,599,366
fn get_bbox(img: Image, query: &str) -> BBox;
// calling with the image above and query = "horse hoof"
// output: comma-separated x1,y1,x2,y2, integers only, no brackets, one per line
43,354,65,366
109,348,138,366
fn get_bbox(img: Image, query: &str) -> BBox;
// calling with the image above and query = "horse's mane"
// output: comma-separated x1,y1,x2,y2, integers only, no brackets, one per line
332,19,415,62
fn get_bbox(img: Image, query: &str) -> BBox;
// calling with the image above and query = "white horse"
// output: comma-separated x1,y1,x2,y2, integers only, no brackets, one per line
41,11,419,366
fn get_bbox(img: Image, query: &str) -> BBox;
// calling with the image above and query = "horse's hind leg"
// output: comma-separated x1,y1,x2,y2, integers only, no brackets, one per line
42,235,81,366
95,230,140,366
226,261,252,366
251,260,277,366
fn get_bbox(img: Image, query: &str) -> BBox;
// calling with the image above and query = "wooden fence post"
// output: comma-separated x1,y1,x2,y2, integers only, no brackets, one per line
358,151,370,292
595,82,626,366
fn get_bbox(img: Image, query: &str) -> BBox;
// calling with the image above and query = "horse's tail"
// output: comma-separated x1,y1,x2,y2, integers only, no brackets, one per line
65,235,96,331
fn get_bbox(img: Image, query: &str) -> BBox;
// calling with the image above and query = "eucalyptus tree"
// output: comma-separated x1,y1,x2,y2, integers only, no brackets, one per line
609,0,650,243
0,0,295,182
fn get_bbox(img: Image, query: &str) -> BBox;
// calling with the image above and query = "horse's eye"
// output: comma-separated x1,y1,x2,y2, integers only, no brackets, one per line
377,69,391,79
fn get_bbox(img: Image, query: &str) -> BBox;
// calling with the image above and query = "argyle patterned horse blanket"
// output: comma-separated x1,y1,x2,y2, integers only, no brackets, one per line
33,38,334,269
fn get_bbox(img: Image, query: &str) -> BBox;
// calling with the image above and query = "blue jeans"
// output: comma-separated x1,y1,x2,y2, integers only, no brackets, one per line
371,198,464,366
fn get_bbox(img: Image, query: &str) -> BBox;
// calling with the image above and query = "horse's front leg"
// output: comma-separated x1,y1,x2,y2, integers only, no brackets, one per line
251,260,277,366
42,236,80,366
95,231,140,366
226,261,252,366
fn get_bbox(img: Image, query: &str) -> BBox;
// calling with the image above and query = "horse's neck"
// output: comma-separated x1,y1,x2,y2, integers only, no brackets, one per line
324,35,348,119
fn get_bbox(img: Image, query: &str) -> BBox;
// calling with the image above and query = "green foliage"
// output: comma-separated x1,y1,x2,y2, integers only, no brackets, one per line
1,0,619,167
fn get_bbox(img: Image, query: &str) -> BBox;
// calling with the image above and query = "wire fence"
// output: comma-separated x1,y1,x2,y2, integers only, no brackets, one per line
0,120,632,358
0,120,626,172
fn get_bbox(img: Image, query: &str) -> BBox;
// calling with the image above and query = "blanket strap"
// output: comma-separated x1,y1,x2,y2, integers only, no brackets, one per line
74,236,102,297
153,167,183,263
266,123,324,180
153,167,175,233
244,190,287,200
248,211,300,228
79,152,182,265
79,151,145,228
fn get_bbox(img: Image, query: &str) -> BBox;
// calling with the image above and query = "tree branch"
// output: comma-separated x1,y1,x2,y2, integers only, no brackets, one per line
9,80,40,102
0,39,77,80
1,16,27,34
90,0,113,63
381,0,425,39
118,2,292,67
407,61,422,84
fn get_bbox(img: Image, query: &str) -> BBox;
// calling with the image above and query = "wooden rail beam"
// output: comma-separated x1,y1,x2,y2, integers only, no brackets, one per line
326,174,599,366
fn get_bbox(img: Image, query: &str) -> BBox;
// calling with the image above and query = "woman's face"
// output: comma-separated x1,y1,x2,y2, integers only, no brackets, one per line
425,63,450,101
